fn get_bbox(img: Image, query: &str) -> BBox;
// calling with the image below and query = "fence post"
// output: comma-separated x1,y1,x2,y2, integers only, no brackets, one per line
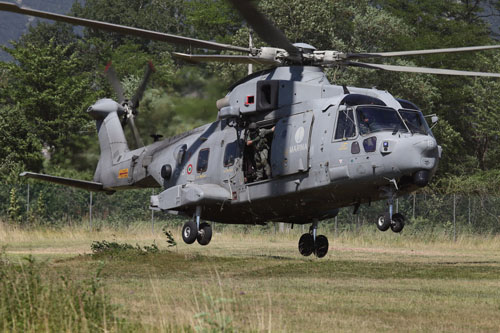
412,193,416,220
453,193,456,242
468,196,471,226
151,189,155,234
26,183,30,214
335,216,338,238
89,192,93,231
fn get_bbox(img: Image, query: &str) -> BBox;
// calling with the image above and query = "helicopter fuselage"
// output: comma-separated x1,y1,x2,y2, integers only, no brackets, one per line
105,66,442,225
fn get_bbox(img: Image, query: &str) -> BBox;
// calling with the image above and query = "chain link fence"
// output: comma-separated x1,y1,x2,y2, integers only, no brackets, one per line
2,183,500,236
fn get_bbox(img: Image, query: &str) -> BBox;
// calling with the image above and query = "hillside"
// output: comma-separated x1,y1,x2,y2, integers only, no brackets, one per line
0,0,80,61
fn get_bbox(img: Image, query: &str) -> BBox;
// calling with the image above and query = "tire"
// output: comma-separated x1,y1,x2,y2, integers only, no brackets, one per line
197,222,212,246
376,213,391,232
298,233,314,256
182,220,198,244
391,213,405,233
314,235,329,258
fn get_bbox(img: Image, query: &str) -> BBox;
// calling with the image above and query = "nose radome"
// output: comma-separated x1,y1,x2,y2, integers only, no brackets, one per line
413,138,437,153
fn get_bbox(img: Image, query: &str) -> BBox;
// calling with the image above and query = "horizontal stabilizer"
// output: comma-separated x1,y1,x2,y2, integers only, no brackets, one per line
20,172,105,192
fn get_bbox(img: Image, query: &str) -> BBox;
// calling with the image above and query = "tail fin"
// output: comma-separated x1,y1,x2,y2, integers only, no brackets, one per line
87,99,129,183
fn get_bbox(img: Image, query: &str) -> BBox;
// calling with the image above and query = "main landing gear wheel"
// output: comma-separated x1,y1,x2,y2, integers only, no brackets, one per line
298,222,329,258
376,213,391,232
182,220,198,244
391,213,405,233
314,235,329,258
197,222,212,245
298,233,314,256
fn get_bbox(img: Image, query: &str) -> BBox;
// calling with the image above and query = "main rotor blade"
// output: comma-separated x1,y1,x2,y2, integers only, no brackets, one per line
0,1,249,53
226,0,299,57
173,53,281,65
346,61,500,77
131,61,155,109
127,115,144,148
104,63,125,103
348,45,500,59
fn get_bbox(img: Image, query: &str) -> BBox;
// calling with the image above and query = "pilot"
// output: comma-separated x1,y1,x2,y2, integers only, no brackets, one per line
246,122,275,181
359,113,372,134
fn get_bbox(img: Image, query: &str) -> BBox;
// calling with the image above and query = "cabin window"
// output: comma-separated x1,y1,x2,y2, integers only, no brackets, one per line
363,136,377,152
223,140,239,167
341,94,386,107
197,148,210,173
351,141,360,154
334,108,356,140
174,144,188,165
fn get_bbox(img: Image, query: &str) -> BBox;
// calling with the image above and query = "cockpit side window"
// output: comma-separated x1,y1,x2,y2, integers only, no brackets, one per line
399,109,432,135
334,108,356,140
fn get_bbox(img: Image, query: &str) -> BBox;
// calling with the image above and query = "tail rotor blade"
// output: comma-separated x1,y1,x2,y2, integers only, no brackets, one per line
131,61,155,109
104,62,125,103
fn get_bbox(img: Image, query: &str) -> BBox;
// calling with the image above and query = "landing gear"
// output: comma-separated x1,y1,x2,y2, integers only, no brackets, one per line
197,222,212,245
182,220,198,244
314,235,329,258
376,213,391,232
182,206,213,246
376,187,406,233
298,233,314,256
390,213,405,233
298,221,329,258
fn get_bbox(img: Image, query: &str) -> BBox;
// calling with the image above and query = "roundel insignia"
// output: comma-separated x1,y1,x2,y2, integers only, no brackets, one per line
295,126,305,144
187,164,193,174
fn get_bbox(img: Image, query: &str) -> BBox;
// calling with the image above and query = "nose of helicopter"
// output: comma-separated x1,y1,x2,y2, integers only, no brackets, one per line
377,134,440,186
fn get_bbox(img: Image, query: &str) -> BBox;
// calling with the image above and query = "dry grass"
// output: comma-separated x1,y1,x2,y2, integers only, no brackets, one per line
1,221,500,332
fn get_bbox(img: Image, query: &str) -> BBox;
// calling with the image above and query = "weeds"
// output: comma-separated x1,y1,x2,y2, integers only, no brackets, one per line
194,293,235,333
0,252,130,332
90,240,159,257
162,226,177,249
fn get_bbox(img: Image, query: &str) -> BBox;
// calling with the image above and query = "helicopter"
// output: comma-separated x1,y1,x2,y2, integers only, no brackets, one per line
3,0,500,258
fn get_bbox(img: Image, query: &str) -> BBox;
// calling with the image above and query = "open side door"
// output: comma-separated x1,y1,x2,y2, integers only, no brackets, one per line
271,111,314,177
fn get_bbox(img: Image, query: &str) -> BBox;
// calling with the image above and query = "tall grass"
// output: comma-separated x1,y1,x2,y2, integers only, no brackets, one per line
0,253,132,332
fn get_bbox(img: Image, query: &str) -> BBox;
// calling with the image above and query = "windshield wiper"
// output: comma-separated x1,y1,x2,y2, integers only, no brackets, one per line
392,125,399,135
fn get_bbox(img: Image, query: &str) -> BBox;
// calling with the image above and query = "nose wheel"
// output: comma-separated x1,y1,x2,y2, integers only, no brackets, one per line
376,212,405,233
298,221,329,258
376,184,406,233
390,213,405,233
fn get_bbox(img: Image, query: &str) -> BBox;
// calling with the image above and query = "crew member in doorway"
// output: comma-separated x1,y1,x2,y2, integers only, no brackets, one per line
246,123,275,181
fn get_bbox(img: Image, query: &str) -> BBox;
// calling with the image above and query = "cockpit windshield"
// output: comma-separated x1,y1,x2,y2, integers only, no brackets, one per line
399,109,432,135
356,106,407,135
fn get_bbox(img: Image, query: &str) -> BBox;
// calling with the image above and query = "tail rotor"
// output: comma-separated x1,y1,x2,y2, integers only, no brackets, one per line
103,61,156,148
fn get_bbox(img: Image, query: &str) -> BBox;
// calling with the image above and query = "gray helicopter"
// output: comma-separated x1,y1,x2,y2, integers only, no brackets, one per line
4,0,500,258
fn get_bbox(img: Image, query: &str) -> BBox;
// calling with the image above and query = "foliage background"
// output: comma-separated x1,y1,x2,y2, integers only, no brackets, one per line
1,0,500,229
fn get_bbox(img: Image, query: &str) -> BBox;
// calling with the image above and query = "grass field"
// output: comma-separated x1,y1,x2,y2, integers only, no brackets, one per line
1,221,500,332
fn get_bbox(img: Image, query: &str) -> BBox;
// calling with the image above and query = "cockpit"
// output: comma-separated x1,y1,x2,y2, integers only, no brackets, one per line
356,106,432,136
335,95,433,139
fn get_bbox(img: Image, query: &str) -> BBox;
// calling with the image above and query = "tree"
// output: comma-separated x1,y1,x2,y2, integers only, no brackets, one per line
0,105,43,182
1,37,104,173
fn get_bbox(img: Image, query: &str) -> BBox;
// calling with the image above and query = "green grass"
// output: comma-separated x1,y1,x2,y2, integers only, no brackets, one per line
1,221,500,332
